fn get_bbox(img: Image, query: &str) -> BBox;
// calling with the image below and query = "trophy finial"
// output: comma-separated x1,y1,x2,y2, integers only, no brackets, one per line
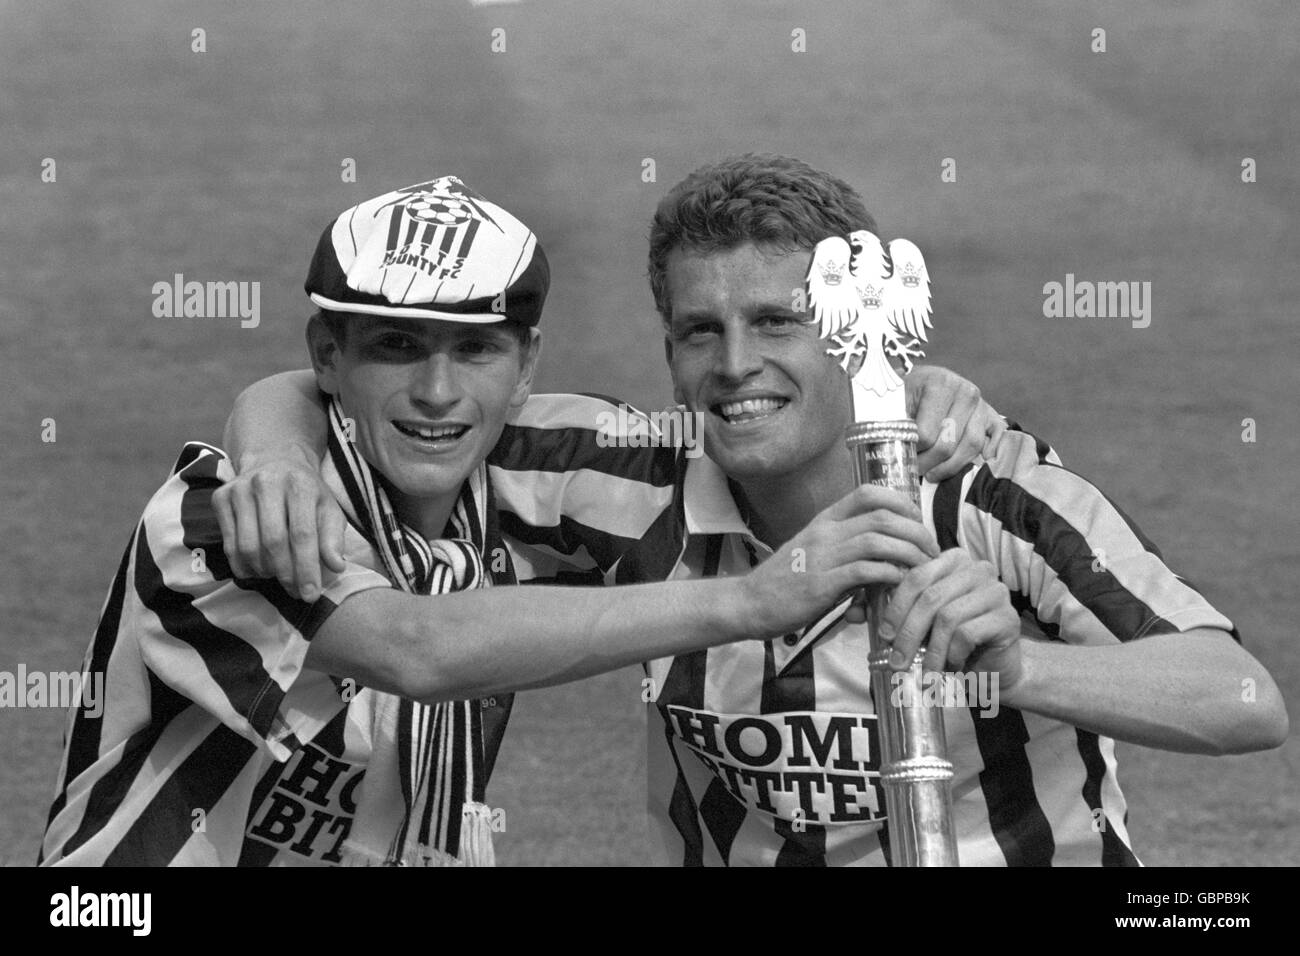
804,230,933,422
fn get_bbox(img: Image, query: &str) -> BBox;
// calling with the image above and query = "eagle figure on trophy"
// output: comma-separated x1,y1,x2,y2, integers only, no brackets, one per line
806,231,933,416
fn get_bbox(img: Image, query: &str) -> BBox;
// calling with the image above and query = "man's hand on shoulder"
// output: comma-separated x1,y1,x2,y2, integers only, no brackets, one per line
905,364,1007,482
211,444,347,601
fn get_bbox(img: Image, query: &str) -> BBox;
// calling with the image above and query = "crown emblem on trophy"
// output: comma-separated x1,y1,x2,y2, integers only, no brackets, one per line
819,260,845,286
859,284,882,309
900,262,922,288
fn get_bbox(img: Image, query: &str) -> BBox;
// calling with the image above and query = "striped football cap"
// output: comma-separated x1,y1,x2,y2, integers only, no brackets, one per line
305,176,549,326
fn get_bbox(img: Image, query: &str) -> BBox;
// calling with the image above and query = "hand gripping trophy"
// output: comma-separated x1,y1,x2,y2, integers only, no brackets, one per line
806,230,959,867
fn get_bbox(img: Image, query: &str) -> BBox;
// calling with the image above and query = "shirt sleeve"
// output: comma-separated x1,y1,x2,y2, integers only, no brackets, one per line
942,428,1237,645
131,443,391,761
489,393,677,576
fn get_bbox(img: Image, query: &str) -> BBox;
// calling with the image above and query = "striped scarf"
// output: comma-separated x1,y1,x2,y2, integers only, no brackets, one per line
325,398,503,866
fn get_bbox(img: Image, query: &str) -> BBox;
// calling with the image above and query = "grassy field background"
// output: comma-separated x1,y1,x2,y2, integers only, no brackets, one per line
1,0,1295,865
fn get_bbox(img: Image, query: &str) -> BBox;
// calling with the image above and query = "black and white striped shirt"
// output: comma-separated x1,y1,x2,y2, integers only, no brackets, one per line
634,429,1237,866
39,394,671,866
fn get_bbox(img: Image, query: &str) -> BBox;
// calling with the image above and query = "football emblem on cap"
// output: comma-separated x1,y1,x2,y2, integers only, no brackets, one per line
403,195,477,226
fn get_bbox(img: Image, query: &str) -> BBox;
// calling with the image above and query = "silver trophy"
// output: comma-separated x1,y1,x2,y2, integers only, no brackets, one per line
806,230,959,867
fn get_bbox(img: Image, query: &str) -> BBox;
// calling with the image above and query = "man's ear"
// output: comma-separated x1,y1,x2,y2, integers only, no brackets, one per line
663,333,686,406
306,314,342,396
509,328,543,410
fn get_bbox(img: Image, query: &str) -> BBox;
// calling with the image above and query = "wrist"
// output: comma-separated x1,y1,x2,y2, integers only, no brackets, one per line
999,638,1044,709
717,576,770,643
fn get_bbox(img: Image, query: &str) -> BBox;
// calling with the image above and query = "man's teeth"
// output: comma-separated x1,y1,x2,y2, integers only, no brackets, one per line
718,398,786,421
397,422,468,440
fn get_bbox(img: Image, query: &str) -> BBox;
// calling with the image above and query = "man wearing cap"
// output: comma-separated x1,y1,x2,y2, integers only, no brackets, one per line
40,176,956,867
216,157,1285,867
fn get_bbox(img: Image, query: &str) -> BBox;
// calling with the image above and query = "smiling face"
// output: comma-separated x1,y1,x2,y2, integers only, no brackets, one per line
309,313,539,537
662,242,853,484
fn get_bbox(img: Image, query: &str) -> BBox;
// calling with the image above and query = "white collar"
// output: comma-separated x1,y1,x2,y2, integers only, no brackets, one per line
682,451,755,539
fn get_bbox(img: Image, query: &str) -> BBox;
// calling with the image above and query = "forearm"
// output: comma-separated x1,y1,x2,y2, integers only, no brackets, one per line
224,369,325,468
1004,629,1288,755
314,576,767,704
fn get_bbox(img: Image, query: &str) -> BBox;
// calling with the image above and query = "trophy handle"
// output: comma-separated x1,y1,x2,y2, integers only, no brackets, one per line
847,420,959,867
